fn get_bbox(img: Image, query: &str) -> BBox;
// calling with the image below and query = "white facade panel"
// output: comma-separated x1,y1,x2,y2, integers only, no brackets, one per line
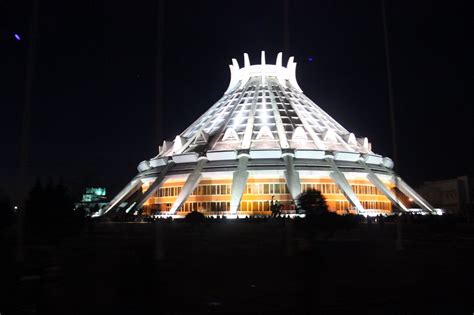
172,153,199,164
137,160,150,172
364,154,383,165
250,149,282,159
334,151,360,162
206,150,237,161
295,149,325,160
149,158,167,168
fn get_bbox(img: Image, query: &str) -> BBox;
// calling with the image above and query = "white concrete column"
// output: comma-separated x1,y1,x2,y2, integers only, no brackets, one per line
134,162,175,210
169,158,207,214
100,178,142,215
394,176,436,213
282,153,301,200
367,173,408,212
326,157,365,212
230,154,250,214
359,161,408,212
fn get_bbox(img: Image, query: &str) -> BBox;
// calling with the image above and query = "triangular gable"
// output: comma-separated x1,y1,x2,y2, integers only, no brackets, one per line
173,135,186,153
159,140,173,155
344,133,357,146
256,126,275,140
222,127,240,141
322,129,338,143
193,130,209,144
292,126,308,140
357,137,370,152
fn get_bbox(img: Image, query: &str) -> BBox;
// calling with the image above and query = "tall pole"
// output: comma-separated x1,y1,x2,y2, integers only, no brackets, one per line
17,0,40,263
381,0,403,250
283,0,290,55
382,0,397,163
155,0,166,145
18,0,40,201
154,0,167,263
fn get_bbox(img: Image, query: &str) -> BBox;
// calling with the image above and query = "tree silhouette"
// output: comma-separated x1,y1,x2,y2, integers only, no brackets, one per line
297,189,344,238
297,189,328,219
184,210,206,223
24,179,83,242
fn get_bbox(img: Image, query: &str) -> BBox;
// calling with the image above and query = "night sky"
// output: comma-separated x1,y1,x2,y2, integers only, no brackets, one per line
1,0,472,201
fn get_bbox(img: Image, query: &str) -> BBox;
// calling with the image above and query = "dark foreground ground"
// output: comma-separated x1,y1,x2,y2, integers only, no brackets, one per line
1,219,474,314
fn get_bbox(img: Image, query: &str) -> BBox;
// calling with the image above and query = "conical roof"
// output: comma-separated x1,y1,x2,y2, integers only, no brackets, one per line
154,51,372,162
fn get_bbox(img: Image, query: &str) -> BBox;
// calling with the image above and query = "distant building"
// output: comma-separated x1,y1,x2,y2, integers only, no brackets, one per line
416,176,472,215
75,187,108,216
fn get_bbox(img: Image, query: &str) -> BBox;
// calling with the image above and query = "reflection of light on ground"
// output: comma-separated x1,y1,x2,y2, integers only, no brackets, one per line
406,208,444,215
152,213,306,219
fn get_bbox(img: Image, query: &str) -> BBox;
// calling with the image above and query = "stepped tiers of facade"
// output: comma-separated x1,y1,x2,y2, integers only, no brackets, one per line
99,51,436,218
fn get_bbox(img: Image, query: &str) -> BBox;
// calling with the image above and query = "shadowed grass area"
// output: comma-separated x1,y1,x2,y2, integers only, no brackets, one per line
1,218,474,314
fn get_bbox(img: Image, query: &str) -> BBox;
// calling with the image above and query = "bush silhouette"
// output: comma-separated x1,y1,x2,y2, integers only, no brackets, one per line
184,210,206,223
297,189,346,238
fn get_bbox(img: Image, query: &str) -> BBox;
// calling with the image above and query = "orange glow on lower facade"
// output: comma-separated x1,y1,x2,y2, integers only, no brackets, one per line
141,176,393,216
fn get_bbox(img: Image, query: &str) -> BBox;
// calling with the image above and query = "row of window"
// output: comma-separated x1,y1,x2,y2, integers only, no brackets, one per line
157,183,291,197
159,200,390,212
157,184,232,197
232,102,295,112
335,200,391,211
235,91,291,103
192,184,231,196
176,201,291,212
177,202,231,212
240,200,292,211
231,124,303,135
335,201,352,211
361,201,391,210
351,185,383,195
239,96,286,104
302,183,341,195
157,186,182,197
334,201,391,211
245,183,290,195
301,183,383,196
156,183,385,198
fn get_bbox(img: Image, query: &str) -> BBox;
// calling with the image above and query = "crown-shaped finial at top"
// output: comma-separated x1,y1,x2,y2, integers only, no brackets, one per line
225,51,302,94
231,51,294,68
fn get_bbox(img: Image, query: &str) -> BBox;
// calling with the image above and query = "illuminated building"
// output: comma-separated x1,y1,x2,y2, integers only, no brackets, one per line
416,176,472,215
99,52,435,217
75,187,108,216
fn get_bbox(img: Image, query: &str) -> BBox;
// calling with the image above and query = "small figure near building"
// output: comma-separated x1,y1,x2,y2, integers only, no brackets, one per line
270,196,282,218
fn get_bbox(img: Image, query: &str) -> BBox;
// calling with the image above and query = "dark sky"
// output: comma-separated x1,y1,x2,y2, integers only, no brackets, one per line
1,0,472,201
